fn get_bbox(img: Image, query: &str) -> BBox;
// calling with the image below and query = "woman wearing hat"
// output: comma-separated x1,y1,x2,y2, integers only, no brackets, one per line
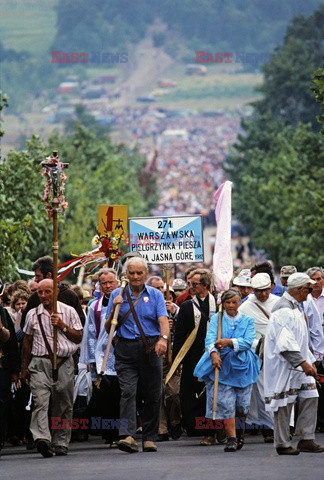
194,289,260,452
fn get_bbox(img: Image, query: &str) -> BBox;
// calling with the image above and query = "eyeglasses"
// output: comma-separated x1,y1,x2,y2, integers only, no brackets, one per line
299,286,313,293
254,288,271,293
188,281,201,287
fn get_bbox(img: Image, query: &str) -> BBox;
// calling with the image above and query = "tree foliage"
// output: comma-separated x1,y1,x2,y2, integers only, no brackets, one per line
1,109,157,280
52,0,321,53
310,67,324,133
223,6,324,268
48,123,157,262
224,119,324,269
0,135,51,280
255,6,324,129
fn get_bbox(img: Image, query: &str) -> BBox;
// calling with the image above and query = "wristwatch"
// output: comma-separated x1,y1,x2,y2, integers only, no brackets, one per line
160,335,168,341
62,326,68,333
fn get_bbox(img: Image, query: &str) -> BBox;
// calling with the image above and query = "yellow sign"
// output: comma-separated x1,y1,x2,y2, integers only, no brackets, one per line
98,205,128,236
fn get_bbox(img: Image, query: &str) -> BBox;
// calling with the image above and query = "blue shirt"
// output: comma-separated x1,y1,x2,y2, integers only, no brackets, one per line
107,284,167,339
194,311,260,388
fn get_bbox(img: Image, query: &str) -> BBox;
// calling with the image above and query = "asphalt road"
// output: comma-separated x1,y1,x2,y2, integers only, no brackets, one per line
2,432,324,480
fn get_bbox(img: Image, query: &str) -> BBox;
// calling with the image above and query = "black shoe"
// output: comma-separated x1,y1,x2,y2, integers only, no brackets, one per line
236,431,245,450
157,433,169,442
170,423,183,440
54,445,68,456
224,438,238,452
36,439,53,458
276,446,300,456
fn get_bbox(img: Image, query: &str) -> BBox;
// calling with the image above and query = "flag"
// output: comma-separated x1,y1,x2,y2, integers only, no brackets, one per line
213,181,233,293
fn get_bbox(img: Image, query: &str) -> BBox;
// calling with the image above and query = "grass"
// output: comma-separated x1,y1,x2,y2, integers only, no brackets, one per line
0,0,57,55
150,66,263,111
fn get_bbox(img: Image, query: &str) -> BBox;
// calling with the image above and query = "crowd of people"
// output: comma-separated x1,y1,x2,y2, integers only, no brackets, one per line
85,104,241,218
0,255,323,459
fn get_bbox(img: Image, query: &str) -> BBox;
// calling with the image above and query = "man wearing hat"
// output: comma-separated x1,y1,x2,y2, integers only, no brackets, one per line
239,273,280,441
232,269,253,302
171,278,187,301
280,265,297,287
304,267,324,433
264,272,324,455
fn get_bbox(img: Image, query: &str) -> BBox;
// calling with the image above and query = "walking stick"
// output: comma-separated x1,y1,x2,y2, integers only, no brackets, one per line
212,303,223,420
95,276,128,388
41,151,69,381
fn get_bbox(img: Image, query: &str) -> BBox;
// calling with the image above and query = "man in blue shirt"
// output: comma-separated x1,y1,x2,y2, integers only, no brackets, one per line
105,257,169,453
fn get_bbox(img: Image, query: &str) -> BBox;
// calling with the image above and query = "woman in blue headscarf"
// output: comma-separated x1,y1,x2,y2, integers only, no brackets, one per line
194,289,260,452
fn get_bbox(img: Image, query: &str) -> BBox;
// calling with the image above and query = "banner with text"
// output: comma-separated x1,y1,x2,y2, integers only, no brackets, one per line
129,215,204,264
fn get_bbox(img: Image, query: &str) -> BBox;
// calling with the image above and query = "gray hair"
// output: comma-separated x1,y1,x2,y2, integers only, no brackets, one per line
125,257,148,272
97,268,118,281
146,275,163,286
221,288,242,304
306,266,324,279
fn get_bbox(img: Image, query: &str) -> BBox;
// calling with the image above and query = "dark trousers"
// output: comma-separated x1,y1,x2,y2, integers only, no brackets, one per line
0,369,11,447
114,337,162,442
316,363,324,428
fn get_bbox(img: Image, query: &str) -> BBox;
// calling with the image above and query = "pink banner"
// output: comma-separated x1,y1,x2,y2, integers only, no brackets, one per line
213,181,233,293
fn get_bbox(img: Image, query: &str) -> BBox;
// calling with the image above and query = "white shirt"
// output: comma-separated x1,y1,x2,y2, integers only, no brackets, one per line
264,292,317,412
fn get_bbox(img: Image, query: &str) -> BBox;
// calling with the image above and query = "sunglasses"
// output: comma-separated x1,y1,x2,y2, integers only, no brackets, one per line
188,281,201,287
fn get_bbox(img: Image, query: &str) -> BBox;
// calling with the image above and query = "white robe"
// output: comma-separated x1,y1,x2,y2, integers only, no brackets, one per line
264,292,318,412
239,293,279,349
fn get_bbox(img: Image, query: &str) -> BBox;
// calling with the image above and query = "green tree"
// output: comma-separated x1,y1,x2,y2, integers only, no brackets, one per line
255,6,324,129
224,118,324,269
0,135,51,280
48,124,157,260
310,67,324,133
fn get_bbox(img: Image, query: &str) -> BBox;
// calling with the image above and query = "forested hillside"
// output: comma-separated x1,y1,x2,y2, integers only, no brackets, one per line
52,0,321,53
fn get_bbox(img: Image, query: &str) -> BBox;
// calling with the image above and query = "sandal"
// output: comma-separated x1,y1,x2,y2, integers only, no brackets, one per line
237,435,244,450
224,438,238,452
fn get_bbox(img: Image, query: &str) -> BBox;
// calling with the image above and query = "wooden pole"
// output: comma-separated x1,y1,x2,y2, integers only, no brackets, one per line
52,198,59,379
212,303,223,420
41,151,69,381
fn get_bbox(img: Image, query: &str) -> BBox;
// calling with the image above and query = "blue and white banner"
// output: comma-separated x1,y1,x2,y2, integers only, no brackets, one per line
129,215,204,264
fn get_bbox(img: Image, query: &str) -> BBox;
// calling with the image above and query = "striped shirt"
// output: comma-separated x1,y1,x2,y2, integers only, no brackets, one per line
23,301,83,357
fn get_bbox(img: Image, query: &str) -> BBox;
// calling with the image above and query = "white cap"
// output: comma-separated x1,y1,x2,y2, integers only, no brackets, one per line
233,269,251,287
251,273,271,289
287,272,316,288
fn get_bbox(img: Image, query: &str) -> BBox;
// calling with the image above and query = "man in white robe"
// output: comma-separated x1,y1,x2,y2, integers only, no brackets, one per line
264,272,324,455
239,273,279,440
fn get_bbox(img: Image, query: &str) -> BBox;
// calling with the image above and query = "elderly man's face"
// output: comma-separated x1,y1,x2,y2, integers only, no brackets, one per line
253,287,271,303
150,278,164,292
309,271,323,296
127,263,148,289
297,284,313,302
99,272,119,296
37,279,54,310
